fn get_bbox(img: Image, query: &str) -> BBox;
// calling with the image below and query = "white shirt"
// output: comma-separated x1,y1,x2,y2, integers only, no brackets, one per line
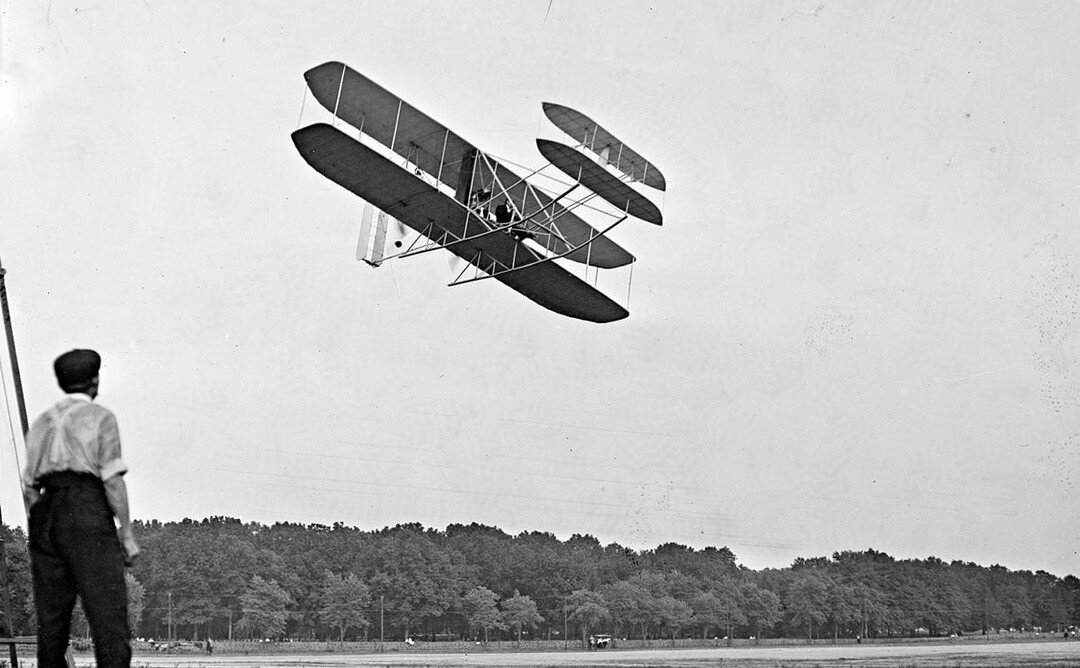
23,393,128,487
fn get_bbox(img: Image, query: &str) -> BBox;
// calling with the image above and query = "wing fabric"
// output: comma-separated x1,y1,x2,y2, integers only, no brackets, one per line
292,123,628,323
305,61,474,192
304,61,634,269
537,139,663,226
543,102,667,192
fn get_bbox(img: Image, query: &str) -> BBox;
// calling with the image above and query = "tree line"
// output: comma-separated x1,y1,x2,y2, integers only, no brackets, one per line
1,518,1077,645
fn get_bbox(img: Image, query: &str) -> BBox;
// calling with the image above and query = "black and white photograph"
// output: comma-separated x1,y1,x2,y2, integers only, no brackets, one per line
1,2,1078,666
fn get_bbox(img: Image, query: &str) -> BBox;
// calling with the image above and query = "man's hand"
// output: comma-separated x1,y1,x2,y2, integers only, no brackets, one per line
23,486,41,510
121,528,141,566
103,474,138,564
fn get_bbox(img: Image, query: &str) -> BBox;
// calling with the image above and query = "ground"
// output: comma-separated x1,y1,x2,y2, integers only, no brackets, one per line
58,639,1080,667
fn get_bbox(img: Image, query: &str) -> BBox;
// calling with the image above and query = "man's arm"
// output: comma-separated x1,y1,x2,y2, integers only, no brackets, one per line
98,410,139,563
23,484,40,510
23,415,47,511
103,475,140,564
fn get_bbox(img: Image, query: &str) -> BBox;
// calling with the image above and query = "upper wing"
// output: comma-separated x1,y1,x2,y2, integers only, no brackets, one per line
292,123,629,323
304,61,635,269
305,61,474,191
543,102,666,192
537,139,663,226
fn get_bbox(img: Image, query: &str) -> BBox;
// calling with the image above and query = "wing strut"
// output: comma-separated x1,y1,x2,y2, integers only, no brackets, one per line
376,182,582,264
449,214,628,287
332,63,346,124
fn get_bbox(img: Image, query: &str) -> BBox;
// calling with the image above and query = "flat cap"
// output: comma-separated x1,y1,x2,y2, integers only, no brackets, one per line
53,349,101,389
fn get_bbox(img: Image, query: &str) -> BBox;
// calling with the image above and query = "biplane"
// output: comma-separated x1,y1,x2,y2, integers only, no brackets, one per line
291,61,666,323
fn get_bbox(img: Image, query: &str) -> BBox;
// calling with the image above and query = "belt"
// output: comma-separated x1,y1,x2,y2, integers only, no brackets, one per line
39,471,102,491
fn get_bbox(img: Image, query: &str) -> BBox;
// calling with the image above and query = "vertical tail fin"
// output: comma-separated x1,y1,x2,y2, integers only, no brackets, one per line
356,203,374,261
371,210,389,264
357,203,413,266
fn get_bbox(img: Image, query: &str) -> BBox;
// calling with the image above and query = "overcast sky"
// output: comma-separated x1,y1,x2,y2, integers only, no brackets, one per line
1,1,1077,577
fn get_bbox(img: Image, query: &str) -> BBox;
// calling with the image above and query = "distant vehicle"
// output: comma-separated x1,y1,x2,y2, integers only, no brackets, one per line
147,640,200,653
594,634,611,649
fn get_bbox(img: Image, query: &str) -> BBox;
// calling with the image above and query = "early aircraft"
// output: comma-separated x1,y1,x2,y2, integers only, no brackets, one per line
291,61,666,323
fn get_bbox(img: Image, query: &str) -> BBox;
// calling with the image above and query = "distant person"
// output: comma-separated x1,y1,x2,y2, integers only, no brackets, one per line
23,349,140,668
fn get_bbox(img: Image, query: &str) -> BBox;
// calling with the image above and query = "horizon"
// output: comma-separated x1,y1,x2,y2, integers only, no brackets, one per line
69,513,1067,580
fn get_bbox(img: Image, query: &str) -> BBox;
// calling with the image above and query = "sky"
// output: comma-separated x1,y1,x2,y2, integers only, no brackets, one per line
1,1,1078,577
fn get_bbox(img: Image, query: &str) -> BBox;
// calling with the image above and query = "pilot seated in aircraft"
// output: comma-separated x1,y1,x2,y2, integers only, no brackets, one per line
494,201,513,225
471,188,493,220
496,200,535,241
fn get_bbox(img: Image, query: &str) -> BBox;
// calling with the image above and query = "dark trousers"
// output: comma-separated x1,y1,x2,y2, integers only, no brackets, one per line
29,472,131,668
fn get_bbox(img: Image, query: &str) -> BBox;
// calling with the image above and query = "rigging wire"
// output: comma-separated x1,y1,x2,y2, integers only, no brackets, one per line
296,84,308,130
489,153,572,190
488,151,633,219
0,343,24,497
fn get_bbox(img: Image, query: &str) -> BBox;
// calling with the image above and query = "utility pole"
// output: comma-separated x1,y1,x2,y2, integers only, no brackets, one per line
0,256,28,668
563,596,568,650
0,258,28,435
379,596,384,653
168,591,173,640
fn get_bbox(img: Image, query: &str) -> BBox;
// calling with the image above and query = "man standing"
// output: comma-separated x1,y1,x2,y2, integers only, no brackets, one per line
23,349,140,668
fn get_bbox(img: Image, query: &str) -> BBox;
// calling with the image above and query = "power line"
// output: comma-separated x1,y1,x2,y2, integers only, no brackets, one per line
234,469,737,526
259,445,711,495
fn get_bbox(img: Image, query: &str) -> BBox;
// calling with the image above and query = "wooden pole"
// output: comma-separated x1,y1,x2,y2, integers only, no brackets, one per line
0,257,24,668
0,258,29,435
563,596,568,650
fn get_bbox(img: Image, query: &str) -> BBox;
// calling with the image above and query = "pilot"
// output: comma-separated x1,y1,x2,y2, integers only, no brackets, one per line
494,200,513,225
474,188,493,219
497,201,533,241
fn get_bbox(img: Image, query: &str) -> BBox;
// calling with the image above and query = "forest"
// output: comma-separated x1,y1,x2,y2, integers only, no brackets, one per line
1,518,1077,645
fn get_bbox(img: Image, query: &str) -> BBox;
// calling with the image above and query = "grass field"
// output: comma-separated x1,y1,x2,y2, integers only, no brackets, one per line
58,638,1080,667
